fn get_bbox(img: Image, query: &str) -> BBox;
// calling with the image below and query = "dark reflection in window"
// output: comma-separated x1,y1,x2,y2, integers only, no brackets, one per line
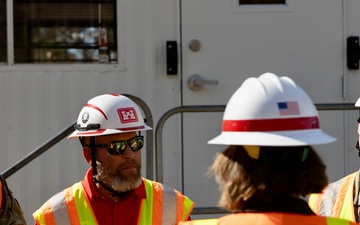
0,0,6,62
13,0,117,64
240,0,285,4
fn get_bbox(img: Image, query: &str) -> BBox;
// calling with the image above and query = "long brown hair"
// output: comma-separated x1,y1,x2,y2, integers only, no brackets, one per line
209,145,328,211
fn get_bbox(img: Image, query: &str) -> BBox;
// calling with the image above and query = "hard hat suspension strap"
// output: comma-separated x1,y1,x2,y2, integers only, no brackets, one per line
90,136,129,198
90,137,98,177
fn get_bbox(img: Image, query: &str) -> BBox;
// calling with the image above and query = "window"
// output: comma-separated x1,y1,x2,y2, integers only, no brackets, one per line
13,0,117,63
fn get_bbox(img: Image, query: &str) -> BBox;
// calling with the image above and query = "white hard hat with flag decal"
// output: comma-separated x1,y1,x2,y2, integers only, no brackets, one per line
208,73,336,146
68,93,152,139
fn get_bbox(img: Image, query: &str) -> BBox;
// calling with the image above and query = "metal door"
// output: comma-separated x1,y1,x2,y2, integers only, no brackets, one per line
179,0,353,216
345,0,360,178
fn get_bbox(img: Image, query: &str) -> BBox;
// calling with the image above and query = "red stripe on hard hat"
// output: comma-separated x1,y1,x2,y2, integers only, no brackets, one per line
76,129,106,135
75,126,146,136
223,117,319,132
85,103,108,120
116,126,145,131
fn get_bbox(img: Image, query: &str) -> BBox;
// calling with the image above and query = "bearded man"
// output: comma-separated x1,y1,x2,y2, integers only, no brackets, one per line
33,94,194,225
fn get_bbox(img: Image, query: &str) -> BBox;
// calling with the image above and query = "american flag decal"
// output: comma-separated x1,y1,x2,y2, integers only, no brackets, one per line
277,101,300,116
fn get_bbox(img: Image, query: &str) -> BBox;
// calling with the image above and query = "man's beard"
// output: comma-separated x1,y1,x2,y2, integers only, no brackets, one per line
96,159,142,192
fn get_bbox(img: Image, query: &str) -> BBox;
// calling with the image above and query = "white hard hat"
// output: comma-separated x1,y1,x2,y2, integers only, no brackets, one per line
355,98,360,107
208,73,336,146
68,94,152,139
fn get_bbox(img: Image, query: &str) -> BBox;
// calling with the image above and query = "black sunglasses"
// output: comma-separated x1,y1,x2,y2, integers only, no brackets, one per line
90,136,144,155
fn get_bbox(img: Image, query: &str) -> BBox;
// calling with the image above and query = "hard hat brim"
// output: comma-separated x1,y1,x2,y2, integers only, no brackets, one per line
208,129,336,146
356,97,360,107
67,125,152,139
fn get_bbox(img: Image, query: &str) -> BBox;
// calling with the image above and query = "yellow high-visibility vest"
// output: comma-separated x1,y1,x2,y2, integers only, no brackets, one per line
33,178,194,225
309,172,357,222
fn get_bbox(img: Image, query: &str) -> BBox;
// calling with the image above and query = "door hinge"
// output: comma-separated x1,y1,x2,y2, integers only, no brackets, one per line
166,41,178,75
347,36,360,70
342,74,347,99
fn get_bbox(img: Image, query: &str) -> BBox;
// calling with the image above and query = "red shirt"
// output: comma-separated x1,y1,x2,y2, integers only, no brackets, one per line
81,168,146,225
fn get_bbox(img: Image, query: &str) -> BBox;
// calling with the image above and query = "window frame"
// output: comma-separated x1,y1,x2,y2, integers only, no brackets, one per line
2,0,125,71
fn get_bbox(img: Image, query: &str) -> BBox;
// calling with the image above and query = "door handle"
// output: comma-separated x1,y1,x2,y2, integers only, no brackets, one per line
347,36,360,70
187,74,218,91
166,41,178,75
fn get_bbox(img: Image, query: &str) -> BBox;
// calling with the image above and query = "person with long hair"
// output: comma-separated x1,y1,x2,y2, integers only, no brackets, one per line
180,73,356,225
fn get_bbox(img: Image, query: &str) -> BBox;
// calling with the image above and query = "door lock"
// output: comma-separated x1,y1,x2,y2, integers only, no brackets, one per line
187,74,218,91
166,41,178,75
347,36,360,70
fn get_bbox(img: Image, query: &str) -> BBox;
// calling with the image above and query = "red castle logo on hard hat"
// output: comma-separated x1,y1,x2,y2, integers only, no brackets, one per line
117,107,139,123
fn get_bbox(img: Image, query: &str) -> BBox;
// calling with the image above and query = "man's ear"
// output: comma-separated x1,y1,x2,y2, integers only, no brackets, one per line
82,146,92,165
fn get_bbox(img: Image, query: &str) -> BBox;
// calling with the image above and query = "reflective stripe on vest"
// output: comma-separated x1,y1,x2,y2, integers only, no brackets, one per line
309,172,357,222
33,182,97,225
137,178,194,225
179,213,357,225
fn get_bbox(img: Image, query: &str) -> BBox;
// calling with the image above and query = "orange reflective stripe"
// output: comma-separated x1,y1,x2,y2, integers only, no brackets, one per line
64,186,81,224
176,190,185,222
152,181,163,224
43,201,56,225
332,174,354,218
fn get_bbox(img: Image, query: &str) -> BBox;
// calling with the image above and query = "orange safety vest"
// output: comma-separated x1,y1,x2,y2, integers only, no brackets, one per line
308,172,357,222
179,212,358,225
33,178,194,225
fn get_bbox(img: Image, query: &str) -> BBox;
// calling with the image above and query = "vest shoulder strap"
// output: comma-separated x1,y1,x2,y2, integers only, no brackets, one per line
138,178,194,225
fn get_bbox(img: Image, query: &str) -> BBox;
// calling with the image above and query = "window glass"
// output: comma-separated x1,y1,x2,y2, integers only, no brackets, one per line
0,0,6,62
240,0,285,4
13,0,117,63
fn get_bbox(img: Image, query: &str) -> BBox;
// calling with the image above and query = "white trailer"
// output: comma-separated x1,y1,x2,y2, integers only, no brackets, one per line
1,0,360,222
